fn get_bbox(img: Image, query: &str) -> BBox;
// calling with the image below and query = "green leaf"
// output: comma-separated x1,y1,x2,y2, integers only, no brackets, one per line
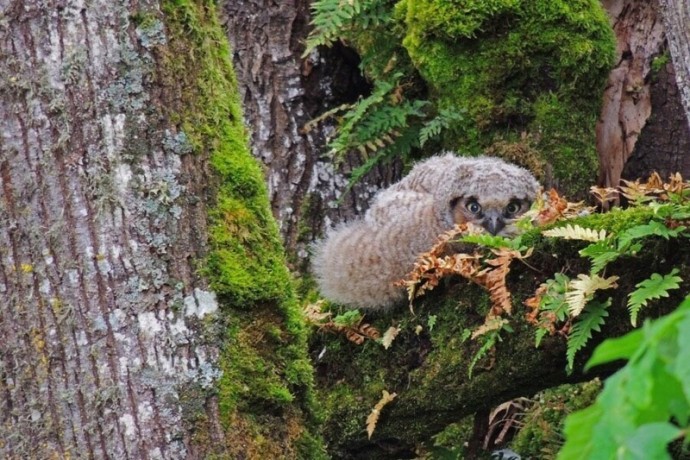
535,327,548,348
617,221,684,250
427,314,437,332
579,240,619,274
673,312,690,408
557,404,603,460
468,330,499,378
560,297,690,459
627,269,682,326
566,299,610,373
618,423,680,460
585,328,643,371
418,108,463,147
333,309,363,327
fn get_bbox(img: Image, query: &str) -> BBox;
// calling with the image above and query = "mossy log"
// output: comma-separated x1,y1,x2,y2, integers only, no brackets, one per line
313,210,690,458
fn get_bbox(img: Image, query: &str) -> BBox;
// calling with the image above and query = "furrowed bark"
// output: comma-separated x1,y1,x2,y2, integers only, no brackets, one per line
223,0,401,263
0,1,221,457
658,0,690,130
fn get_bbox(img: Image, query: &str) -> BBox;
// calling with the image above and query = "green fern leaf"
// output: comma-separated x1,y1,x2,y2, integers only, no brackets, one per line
579,240,620,274
540,273,570,320
627,269,682,327
468,329,500,378
304,0,391,55
533,274,570,348
617,221,685,250
418,108,464,147
535,327,549,348
566,299,610,373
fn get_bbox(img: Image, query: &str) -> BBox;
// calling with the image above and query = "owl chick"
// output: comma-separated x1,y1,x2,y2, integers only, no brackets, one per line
312,153,540,310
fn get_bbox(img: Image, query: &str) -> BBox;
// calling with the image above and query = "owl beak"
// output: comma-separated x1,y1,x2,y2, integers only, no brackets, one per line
482,210,505,235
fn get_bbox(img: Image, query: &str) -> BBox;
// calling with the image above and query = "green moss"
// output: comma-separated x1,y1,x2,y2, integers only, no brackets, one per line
396,0,615,197
651,51,670,74
160,0,324,455
509,379,602,457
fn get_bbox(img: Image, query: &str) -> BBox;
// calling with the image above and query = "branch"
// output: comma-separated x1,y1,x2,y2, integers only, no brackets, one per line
313,226,690,458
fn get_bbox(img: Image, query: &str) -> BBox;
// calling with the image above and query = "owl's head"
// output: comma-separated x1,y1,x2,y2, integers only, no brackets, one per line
443,156,540,236
450,195,533,236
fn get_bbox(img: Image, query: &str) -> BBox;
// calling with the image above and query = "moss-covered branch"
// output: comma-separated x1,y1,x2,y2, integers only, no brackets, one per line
314,207,690,458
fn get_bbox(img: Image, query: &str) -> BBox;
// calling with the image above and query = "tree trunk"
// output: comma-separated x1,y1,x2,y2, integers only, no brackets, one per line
659,0,690,129
596,0,666,190
597,0,690,189
223,0,402,265
0,1,319,458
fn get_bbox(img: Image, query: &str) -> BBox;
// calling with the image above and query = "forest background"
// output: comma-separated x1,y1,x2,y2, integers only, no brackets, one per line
1,0,690,458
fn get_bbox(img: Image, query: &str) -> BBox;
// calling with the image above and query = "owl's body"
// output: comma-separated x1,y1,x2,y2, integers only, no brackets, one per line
312,153,540,309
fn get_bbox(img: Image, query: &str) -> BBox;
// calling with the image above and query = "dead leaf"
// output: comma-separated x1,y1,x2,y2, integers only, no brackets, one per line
566,274,619,317
366,390,397,439
303,301,332,323
471,316,509,339
381,326,400,349
542,224,607,242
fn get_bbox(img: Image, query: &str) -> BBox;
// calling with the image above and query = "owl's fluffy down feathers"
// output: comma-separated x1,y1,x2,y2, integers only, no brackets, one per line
312,153,540,309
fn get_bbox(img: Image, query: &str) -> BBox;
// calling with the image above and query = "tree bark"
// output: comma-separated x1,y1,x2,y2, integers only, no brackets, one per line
622,54,690,180
596,0,666,190
0,1,319,458
223,0,402,265
658,0,690,129
0,1,222,457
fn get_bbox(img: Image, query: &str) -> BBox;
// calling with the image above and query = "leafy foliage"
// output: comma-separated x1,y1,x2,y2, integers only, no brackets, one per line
303,303,382,344
304,0,391,56
565,299,609,372
466,327,505,378
305,69,464,191
627,269,683,327
531,177,690,374
419,108,465,147
559,296,690,458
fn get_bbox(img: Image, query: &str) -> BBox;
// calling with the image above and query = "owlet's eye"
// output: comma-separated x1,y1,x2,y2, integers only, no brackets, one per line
504,201,521,216
466,201,482,214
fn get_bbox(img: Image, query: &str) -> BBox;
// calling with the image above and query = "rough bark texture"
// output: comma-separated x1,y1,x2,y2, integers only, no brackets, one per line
659,0,690,129
597,0,666,190
623,56,690,180
222,0,402,264
0,1,220,458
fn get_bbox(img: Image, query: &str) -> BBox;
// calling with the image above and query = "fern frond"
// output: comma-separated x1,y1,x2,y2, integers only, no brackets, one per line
304,0,391,55
418,108,464,147
328,77,427,157
468,329,501,378
471,316,509,340
302,102,353,134
340,127,419,199
542,224,607,242
617,221,685,250
566,299,610,373
540,273,570,318
565,274,618,317
627,269,683,326
579,241,620,274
